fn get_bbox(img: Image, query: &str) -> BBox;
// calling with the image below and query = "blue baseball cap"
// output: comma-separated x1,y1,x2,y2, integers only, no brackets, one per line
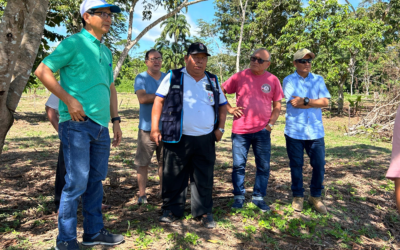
80,0,121,17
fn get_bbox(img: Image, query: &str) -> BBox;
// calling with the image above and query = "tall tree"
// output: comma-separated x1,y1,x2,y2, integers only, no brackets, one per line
214,0,302,73
0,0,50,155
160,14,191,44
236,0,249,73
197,19,235,82
113,0,207,80
154,13,192,71
276,0,386,112
361,0,400,44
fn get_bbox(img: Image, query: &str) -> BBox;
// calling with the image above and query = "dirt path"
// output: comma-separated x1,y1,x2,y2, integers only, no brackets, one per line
0,92,398,250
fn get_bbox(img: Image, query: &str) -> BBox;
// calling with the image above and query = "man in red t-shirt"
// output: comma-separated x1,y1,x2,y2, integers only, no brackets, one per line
221,48,283,211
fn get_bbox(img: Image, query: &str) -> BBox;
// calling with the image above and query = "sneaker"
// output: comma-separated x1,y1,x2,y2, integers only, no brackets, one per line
308,196,327,214
252,199,270,212
159,209,179,223
292,197,304,212
231,198,245,209
56,239,80,250
138,196,148,205
81,228,124,246
201,213,216,229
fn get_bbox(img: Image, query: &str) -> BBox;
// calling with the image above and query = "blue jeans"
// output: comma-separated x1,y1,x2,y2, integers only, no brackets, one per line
231,129,271,198
285,135,325,197
58,118,110,242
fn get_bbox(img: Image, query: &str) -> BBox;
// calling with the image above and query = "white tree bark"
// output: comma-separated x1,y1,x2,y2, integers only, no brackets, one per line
113,0,206,80
0,0,49,155
236,0,248,73
364,62,371,96
348,53,356,96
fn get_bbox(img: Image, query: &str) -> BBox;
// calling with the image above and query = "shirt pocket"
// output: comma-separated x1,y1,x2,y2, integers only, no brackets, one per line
307,85,320,99
203,90,215,106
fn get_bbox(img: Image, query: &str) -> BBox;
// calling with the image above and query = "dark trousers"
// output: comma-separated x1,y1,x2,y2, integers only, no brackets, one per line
162,132,216,218
55,142,66,210
285,135,326,197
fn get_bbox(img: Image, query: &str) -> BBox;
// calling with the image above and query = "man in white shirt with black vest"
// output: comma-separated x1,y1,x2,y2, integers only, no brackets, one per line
150,42,228,228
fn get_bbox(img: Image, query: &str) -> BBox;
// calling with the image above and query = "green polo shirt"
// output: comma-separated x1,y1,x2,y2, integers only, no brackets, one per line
42,28,113,127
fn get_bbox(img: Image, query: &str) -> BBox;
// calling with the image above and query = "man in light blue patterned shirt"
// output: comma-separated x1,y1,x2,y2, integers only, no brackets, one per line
283,48,331,214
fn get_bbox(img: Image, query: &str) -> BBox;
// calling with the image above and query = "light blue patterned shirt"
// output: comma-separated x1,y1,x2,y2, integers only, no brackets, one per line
283,71,331,140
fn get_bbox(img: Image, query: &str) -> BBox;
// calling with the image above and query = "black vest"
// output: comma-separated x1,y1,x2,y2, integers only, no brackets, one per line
160,68,220,143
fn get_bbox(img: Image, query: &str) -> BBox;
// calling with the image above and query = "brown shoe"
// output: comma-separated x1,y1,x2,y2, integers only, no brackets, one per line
292,197,304,212
308,196,327,214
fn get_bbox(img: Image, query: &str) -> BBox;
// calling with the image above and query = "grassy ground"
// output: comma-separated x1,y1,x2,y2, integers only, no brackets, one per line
0,91,398,250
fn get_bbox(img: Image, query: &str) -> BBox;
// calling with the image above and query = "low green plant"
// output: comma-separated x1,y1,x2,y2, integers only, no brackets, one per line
134,232,153,249
167,232,178,243
244,225,256,238
217,218,235,230
183,232,200,245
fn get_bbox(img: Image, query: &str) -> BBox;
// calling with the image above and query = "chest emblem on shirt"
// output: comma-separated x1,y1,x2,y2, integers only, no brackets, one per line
208,92,214,103
261,84,271,93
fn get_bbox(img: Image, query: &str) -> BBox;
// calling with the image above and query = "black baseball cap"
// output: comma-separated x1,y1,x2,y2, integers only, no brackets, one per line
187,42,211,56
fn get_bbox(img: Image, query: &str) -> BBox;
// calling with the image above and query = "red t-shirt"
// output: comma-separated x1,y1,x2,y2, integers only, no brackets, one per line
222,69,283,134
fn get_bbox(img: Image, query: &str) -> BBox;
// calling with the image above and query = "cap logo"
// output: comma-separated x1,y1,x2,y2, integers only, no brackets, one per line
199,43,204,50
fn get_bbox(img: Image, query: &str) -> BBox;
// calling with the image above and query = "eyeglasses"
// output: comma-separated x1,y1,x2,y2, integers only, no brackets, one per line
91,11,114,19
295,59,313,64
250,56,270,64
147,57,162,62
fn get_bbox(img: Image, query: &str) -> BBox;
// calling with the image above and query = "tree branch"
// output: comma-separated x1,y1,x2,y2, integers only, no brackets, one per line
127,0,139,43
344,0,357,17
113,0,207,80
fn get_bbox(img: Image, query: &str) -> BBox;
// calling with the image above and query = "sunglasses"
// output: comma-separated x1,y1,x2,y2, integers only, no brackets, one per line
250,56,270,64
295,59,313,64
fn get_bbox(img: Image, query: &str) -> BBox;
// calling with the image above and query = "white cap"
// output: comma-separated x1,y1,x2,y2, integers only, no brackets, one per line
80,0,121,17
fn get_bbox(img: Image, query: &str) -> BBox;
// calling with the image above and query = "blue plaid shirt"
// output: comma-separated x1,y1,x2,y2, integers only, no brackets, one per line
283,71,331,140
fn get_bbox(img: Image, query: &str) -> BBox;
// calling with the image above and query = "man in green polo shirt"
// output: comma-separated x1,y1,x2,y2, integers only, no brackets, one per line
35,0,123,249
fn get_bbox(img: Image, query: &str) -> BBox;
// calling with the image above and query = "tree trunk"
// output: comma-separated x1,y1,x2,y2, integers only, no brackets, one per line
0,0,49,156
347,52,357,96
113,0,206,80
236,0,248,73
349,56,356,96
364,62,370,96
337,74,347,114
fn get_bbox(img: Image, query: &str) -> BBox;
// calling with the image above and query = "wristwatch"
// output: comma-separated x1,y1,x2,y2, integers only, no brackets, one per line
268,123,274,130
304,97,310,106
218,128,225,134
111,117,121,123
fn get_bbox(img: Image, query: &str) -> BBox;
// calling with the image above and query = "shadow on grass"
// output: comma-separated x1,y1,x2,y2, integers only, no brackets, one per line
14,111,48,124
0,124,397,248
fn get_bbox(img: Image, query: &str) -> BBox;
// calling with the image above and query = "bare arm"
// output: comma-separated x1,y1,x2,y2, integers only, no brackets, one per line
265,101,281,132
136,89,156,104
45,106,59,132
290,96,329,109
150,96,165,146
110,83,122,147
35,63,86,121
221,85,243,118
214,104,228,142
